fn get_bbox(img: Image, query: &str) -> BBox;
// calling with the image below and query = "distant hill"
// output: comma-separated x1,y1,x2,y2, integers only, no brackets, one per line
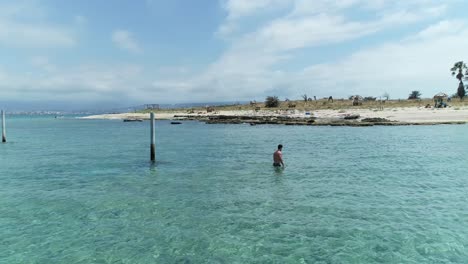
117,101,249,113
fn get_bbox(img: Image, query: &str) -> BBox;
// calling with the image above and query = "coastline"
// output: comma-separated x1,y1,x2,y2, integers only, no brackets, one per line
80,106,468,126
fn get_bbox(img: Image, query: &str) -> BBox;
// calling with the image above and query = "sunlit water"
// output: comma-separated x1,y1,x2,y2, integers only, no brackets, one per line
1,116,468,263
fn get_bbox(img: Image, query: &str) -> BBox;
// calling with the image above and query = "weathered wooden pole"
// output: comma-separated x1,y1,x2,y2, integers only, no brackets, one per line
150,112,155,162
1,110,5,143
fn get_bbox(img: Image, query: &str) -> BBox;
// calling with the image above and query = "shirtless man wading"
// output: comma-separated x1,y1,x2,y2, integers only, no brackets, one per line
273,144,284,167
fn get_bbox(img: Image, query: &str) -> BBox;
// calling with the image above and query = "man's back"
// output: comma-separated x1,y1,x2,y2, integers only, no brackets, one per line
273,144,284,167
273,150,282,163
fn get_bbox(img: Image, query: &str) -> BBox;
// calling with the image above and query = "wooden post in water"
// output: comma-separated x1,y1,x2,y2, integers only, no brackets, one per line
150,112,155,162
1,110,5,143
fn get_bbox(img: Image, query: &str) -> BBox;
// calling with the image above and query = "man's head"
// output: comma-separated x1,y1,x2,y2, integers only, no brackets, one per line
278,144,283,150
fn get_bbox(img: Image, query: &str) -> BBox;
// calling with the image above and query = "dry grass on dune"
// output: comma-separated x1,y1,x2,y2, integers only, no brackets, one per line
139,98,468,113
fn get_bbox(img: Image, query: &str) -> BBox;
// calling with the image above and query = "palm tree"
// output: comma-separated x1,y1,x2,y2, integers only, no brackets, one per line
451,61,468,101
458,82,466,100
451,61,467,81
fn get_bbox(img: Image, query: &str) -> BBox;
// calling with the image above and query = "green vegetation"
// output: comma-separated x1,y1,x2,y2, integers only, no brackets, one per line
451,61,467,81
451,61,467,101
408,91,422,100
458,82,466,101
137,98,468,115
265,96,280,108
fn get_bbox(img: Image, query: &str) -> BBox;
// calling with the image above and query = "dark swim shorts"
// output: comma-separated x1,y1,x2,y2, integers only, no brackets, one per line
273,163,281,167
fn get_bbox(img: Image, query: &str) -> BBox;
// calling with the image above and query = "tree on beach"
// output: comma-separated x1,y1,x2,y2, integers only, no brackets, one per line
265,96,280,107
457,82,466,100
302,94,308,102
451,61,468,101
451,61,467,81
408,91,421,100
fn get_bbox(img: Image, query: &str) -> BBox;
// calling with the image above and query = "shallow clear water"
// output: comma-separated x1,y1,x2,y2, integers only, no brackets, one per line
1,116,468,263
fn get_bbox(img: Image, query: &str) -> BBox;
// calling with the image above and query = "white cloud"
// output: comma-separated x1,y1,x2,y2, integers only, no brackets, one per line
231,3,446,53
0,68,6,82
217,0,290,36
153,0,462,102
0,19,75,47
414,19,466,40
194,19,468,101
219,0,447,41
0,1,46,19
30,56,57,72
251,14,375,51
0,63,147,102
1,0,464,106
292,0,445,16
2,20,465,105
0,2,76,47
222,0,288,19
299,21,468,98
112,30,142,53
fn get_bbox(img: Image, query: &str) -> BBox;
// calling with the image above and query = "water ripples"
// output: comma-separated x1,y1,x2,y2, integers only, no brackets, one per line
1,118,468,262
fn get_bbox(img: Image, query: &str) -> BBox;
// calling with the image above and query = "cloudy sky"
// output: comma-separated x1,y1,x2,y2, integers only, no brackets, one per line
0,0,466,110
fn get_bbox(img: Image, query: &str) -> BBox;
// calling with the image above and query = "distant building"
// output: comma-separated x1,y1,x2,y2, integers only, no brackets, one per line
145,104,160,110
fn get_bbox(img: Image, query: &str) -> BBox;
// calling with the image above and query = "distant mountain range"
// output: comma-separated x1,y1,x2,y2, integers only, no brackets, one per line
103,101,248,114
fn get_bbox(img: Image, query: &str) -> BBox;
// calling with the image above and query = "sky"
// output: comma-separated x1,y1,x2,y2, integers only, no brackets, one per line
0,0,467,110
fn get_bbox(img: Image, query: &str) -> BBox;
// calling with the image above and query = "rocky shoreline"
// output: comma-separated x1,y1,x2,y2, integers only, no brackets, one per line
81,107,468,126
172,115,467,126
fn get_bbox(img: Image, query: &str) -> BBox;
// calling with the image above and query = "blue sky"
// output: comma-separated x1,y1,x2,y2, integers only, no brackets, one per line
0,0,467,110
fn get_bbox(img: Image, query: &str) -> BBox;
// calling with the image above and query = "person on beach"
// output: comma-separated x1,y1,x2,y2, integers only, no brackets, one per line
273,144,284,167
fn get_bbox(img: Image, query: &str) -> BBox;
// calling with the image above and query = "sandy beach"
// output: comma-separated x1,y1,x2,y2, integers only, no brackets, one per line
81,106,468,124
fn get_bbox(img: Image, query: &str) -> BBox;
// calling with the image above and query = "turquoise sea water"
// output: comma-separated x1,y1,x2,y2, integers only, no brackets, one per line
1,116,468,263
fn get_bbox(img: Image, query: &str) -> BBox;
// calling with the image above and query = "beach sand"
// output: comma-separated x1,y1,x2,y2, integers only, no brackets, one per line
81,106,468,124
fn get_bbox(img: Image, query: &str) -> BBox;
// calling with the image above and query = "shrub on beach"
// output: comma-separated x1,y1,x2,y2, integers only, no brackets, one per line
450,93,466,99
364,96,377,101
408,91,421,100
265,96,280,108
